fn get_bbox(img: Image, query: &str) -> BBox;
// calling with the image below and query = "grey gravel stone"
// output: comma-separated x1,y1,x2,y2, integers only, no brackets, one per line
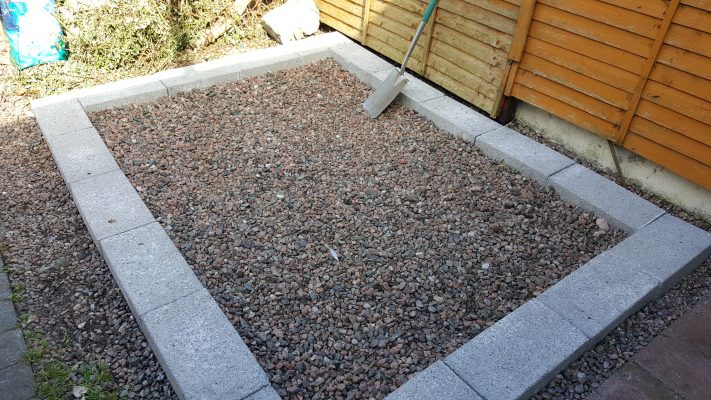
0,330,26,369
68,170,155,242
0,362,36,400
476,126,575,184
99,222,204,317
30,98,93,138
139,288,269,400
445,299,589,400
549,164,665,232
45,127,120,183
386,361,483,400
537,251,660,341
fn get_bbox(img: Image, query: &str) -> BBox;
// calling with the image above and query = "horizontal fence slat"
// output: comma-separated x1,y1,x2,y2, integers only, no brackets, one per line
365,25,426,70
525,38,639,92
596,0,668,18
436,8,513,52
320,13,361,38
427,52,500,99
433,24,508,69
515,68,625,124
321,0,364,16
649,63,711,103
369,0,420,28
623,133,711,190
538,0,662,39
630,116,711,166
439,0,517,34
318,1,363,29
534,3,653,57
429,38,503,83
520,53,630,108
682,0,711,8
427,67,497,113
665,24,711,58
643,80,711,126
674,4,711,34
657,44,711,81
461,0,521,19
636,99,711,147
511,83,619,138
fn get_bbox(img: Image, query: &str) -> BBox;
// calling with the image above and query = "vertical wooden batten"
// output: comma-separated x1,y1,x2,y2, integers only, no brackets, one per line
497,0,537,117
360,0,372,45
614,0,681,145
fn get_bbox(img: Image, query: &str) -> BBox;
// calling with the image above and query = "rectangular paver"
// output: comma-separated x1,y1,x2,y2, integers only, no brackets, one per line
386,361,483,400
292,32,350,62
45,127,120,184
445,299,589,400
31,98,94,138
476,127,575,183
537,251,660,341
373,70,444,111
613,213,711,293
99,222,204,317
549,164,665,232
0,330,25,369
330,43,393,87
409,96,500,143
68,170,155,242
139,288,269,400
0,300,15,333
0,362,36,400
75,75,168,112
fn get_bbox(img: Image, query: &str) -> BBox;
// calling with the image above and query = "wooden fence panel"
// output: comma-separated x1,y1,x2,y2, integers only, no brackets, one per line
317,0,711,190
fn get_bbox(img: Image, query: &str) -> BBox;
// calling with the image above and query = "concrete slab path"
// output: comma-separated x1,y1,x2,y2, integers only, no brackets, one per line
0,256,37,400
589,291,711,400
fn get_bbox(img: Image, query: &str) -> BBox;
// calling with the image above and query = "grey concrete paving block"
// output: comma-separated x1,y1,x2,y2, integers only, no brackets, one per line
0,362,36,400
75,75,168,112
45,127,120,184
290,31,350,62
68,170,155,242
235,46,306,80
549,164,665,232
537,251,660,341
30,98,93,138
159,62,242,95
612,214,711,293
139,288,269,400
244,385,282,400
0,330,25,369
330,43,393,87
476,127,575,183
411,96,500,143
0,300,16,333
99,222,203,317
373,70,444,110
445,299,589,400
386,361,483,400
0,273,9,300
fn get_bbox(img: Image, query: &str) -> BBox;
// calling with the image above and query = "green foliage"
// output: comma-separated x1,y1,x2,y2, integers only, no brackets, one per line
60,0,178,72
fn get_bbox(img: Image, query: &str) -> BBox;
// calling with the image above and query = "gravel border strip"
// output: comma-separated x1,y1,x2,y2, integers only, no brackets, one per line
29,34,711,400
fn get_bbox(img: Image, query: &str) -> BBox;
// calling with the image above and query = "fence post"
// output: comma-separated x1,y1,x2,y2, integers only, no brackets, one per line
494,0,536,118
360,0,372,45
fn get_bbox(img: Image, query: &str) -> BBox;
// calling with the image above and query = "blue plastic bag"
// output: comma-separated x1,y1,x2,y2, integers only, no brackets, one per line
0,0,67,69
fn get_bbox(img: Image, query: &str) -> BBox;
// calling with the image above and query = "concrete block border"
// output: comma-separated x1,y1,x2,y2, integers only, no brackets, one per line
31,33,711,400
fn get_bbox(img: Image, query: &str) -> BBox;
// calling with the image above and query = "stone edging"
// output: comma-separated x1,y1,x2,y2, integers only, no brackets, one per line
30,33,711,400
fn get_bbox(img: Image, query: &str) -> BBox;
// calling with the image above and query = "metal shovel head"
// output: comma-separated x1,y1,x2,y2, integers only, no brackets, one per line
363,69,408,119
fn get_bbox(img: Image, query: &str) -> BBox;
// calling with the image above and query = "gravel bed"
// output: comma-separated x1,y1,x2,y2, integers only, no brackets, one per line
508,121,711,399
0,37,175,398
91,59,624,400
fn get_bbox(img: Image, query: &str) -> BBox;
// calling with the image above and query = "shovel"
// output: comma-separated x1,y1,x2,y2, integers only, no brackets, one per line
363,0,439,118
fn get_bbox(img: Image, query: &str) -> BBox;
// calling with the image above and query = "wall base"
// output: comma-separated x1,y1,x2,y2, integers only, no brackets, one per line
515,102,711,223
